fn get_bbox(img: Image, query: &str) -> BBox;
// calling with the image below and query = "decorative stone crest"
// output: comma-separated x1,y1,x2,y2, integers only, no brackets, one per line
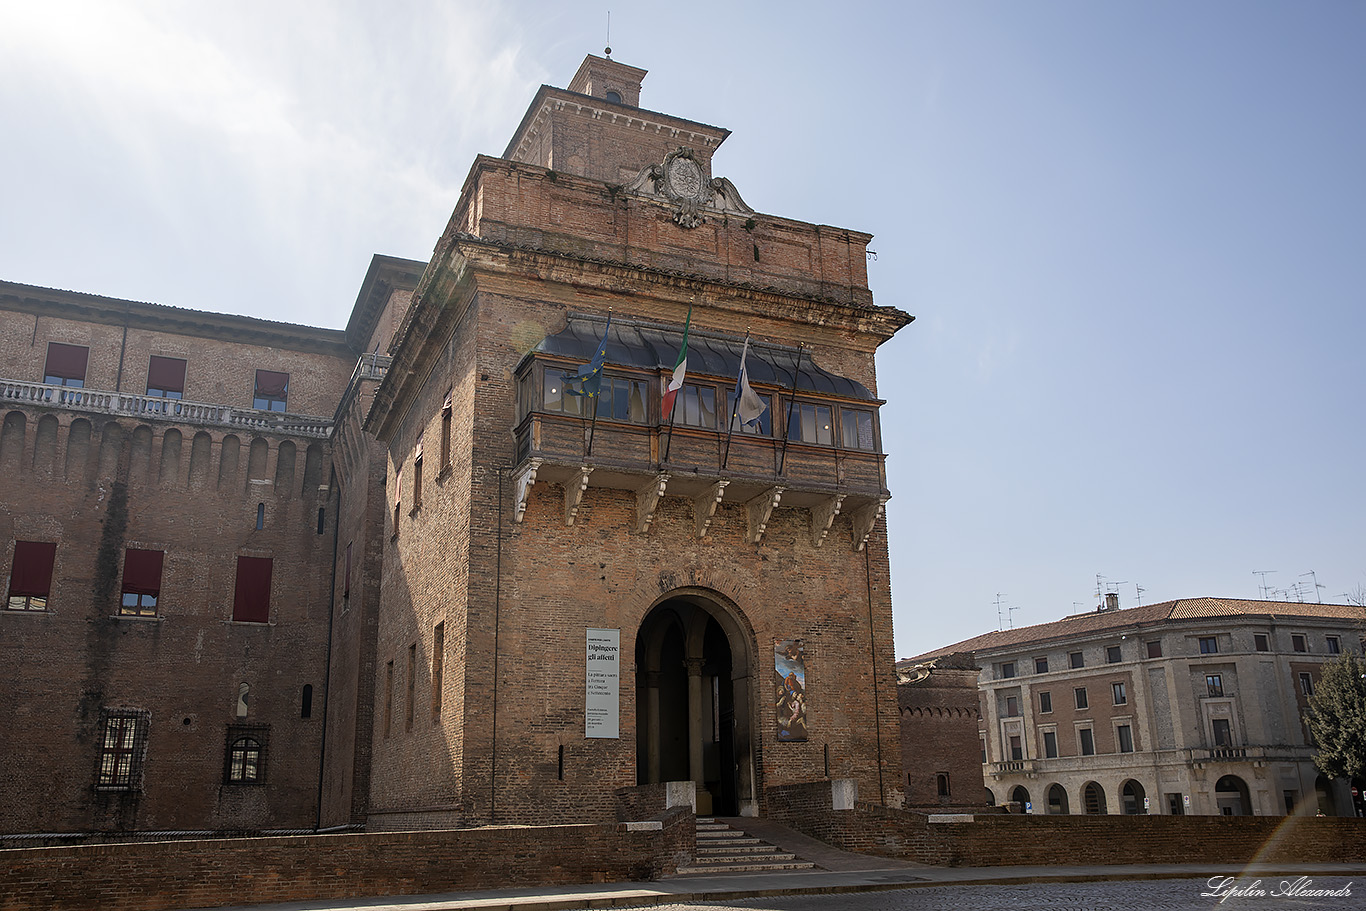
621,147,754,229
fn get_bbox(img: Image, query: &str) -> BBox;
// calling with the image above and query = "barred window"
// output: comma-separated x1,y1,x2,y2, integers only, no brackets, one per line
97,709,149,789
225,727,268,783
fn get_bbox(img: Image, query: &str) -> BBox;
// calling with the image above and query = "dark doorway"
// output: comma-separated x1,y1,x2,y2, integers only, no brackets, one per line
636,595,750,817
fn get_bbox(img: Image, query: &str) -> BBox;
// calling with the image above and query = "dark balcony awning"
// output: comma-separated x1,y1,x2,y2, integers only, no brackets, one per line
529,315,877,401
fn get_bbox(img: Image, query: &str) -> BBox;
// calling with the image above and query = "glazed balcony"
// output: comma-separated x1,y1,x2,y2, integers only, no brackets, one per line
510,316,890,549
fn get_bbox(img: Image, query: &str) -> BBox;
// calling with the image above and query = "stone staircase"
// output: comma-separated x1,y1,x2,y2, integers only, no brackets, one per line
675,817,817,874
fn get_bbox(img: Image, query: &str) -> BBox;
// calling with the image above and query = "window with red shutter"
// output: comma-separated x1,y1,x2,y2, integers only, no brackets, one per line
120,549,164,617
7,540,57,611
232,556,273,623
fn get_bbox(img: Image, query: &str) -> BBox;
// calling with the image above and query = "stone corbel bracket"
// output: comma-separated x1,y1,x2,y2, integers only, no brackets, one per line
811,493,847,548
565,465,593,526
693,480,729,538
636,473,670,534
850,498,887,552
745,487,784,545
512,458,543,524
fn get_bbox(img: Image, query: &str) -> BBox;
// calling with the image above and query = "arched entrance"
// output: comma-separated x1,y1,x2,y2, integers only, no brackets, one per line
1121,779,1147,815
635,590,756,816
1083,781,1107,814
1047,783,1069,815
1009,785,1031,811
1216,775,1251,816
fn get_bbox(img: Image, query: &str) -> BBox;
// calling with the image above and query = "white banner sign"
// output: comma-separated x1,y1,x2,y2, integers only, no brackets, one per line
585,628,620,739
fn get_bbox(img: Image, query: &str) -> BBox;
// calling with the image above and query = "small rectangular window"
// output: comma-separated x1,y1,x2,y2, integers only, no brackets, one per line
1074,687,1089,710
1069,651,1085,669
1212,718,1232,747
1206,674,1224,697
1112,682,1127,705
1117,724,1134,753
1168,793,1185,816
384,660,394,738
1199,636,1218,654
441,390,453,467
6,540,57,611
253,370,289,412
1079,728,1095,756
405,643,416,733
1299,672,1314,697
1039,691,1052,713
146,355,187,398
1106,645,1122,664
1005,695,1020,717
980,738,987,764
1009,735,1022,761
1254,633,1270,652
1146,640,1163,659
232,556,272,623
44,342,89,387
1326,636,1340,655
119,548,164,617
839,408,875,451
412,432,423,510
432,622,445,720
1034,656,1048,674
787,401,833,445
1292,634,1307,653
999,661,1016,679
1043,730,1058,758
681,384,718,429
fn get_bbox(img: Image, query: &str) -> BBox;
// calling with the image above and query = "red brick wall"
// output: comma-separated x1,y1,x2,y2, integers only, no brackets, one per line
766,781,1366,867
0,808,693,911
899,666,983,808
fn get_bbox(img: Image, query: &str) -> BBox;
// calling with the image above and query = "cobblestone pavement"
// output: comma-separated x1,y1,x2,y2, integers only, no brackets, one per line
636,876,1359,911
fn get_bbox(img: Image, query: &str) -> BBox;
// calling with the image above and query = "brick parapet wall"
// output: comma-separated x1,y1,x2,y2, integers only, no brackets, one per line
0,809,693,911
766,780,1366,867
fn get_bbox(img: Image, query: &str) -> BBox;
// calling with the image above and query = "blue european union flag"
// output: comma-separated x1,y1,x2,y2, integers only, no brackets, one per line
563,314,612,399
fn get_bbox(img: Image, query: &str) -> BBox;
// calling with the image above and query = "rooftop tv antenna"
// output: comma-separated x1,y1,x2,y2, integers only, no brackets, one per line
1300,571,1324,603
1008,604,1020,629
1134,583,1145,605
995,593,1008,632
1253,570,1276,599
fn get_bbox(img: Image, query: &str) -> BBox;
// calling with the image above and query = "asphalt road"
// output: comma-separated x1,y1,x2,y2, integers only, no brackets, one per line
640,876,1360,910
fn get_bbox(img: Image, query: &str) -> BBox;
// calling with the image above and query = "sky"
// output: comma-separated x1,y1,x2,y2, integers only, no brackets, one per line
2,1,1362,659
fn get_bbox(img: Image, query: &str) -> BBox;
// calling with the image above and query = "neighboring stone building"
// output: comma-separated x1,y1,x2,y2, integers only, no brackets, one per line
0,53,911,836
910,596,1366,818
896,651,982,809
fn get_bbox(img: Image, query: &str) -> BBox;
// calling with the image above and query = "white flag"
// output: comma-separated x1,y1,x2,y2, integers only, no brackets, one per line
734,338,767,426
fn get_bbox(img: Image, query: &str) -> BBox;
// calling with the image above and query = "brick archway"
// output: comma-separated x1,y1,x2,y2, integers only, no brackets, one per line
635,587,758,816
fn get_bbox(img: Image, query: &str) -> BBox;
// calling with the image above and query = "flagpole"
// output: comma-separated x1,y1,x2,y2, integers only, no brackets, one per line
585,309,611,459
721,330,750,471
661,305,692,464
777,343,804,477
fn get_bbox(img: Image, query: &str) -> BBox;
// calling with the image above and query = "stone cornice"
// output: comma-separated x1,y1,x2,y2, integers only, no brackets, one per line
343,254,428,353
0,280,351,357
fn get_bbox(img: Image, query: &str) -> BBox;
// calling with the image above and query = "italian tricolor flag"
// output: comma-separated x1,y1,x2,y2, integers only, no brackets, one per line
661,307,691,418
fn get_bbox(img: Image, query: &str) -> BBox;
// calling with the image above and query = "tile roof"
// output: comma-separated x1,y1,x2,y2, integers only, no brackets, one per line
901,597,1366,665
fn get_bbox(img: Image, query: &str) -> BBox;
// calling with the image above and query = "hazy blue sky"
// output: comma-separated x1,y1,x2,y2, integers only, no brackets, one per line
2,2,1362,658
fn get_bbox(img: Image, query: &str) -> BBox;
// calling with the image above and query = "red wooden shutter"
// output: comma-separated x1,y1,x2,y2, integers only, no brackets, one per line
121,549,164,596
146,356,187,394
8,541,57,596
44,343,89,382
232,556,273,623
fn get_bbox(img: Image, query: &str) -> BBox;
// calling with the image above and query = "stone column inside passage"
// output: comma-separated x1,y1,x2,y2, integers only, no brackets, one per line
645,670,661,783
685,655,709,814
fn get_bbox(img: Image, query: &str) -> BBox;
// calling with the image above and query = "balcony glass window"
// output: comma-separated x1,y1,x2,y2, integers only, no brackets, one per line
725,390,772,435
594,376,649,424
839,408,875,451
1212,718,1232,747
1206,674,1223,697
542,371,584,416
1079,728,1095,756
1043,730,1058,758
680,384,717,429
146,356,187,399
1005,695,1020,717
1009,735,1022,761
786,401,833,445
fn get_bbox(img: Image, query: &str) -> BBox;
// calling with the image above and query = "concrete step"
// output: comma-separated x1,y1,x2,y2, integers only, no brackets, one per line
697,843,787,855
688,851,800,864
696,834,762,844
675,860,816,874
